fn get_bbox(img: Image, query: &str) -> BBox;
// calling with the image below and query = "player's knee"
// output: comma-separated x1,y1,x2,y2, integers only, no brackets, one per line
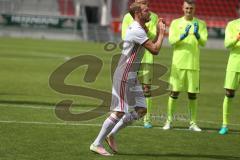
188,93,197,100
226,89,235,98
143,84,151,97
114,111,125,119
226,93,235,98
142,108,147,115
135,107,147,118
139,109,147,118
170,95,178,99
170,92,179,99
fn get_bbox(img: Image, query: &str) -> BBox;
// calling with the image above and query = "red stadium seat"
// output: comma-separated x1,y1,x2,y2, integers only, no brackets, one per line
58,0,75,16
148,0,238,28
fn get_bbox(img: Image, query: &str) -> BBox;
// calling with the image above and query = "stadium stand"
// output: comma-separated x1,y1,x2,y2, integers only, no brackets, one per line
0,0,11,13
58,0,75,16
0,0,89,41
0,0,76,16
149,0,239,28
14,0,60,16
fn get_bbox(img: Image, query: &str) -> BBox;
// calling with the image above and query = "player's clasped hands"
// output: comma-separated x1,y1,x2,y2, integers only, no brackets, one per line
180,24,191,40
193,22,199,33
193,22,200,39
157,18,166,36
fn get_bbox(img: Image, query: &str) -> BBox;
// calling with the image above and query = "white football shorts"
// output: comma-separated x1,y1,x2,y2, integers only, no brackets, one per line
110,79,147,113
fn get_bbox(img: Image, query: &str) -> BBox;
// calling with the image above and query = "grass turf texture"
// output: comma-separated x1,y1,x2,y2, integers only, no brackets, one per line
0,37,239,160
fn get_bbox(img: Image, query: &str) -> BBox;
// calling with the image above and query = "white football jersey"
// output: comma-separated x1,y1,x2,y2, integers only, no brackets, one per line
113,21,149,83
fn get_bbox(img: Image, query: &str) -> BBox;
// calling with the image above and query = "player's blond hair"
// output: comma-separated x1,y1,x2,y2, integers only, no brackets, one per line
129,2,142,18
135,0,147,4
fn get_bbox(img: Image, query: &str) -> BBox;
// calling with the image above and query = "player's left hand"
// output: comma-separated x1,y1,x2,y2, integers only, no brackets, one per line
180,25,191,40
158,17,166,25
193,22,200,40
156,18,165,35
158,18,166,36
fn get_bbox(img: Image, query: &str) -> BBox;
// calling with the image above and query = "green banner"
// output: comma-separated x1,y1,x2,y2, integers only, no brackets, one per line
1,14,82,30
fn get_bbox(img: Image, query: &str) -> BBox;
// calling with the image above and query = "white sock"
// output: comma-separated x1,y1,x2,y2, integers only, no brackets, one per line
93,113,120,146
109,111,139,136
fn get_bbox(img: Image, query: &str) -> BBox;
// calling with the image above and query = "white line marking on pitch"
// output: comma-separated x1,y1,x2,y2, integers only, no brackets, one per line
0,104,93,111
0,120,239,134
28,51,70,59
1,104,240,127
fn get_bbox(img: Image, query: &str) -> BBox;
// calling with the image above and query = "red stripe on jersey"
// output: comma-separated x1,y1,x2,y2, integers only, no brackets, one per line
119,45,138,111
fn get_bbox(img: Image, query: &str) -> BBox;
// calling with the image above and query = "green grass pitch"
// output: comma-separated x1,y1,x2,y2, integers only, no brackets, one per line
0,37,239,160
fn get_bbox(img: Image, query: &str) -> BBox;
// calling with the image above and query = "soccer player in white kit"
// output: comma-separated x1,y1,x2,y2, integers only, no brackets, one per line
90,2,166,156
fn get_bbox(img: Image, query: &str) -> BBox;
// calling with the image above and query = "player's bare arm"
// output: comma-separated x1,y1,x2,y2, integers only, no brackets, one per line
143,19,166,55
